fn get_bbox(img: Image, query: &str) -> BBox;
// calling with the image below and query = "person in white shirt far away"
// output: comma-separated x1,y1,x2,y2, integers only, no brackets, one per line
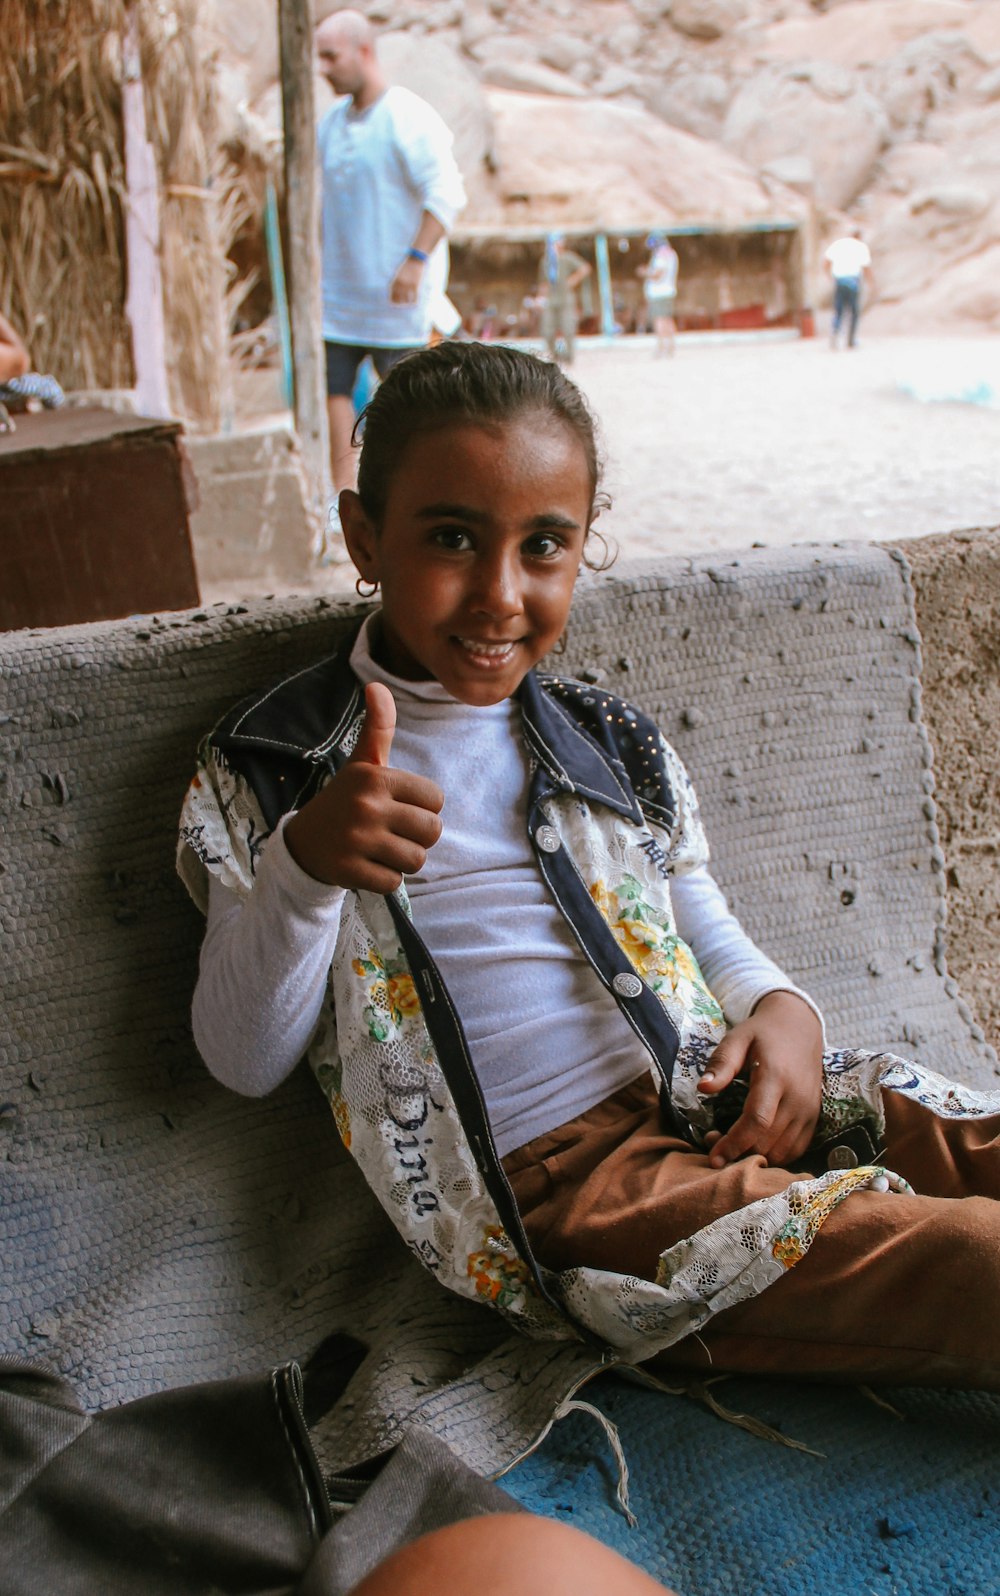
823,226,873,350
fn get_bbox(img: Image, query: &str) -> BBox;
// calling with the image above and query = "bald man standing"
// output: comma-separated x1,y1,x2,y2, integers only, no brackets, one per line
315,9,466,515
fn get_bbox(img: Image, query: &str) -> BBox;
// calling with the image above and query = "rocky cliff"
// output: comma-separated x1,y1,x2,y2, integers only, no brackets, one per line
205,0,1000,328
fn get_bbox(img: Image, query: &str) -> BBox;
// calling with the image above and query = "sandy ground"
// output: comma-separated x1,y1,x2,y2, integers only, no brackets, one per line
234,331,999,597
575,332,1000,560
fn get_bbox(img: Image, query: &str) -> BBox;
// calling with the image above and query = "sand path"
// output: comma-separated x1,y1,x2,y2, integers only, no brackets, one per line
564,332,1000,562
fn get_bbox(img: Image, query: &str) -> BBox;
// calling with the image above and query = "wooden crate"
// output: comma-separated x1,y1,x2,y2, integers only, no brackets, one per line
0,407,199,630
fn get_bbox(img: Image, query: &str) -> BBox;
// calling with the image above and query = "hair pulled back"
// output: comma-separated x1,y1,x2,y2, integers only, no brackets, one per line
354,340,607,530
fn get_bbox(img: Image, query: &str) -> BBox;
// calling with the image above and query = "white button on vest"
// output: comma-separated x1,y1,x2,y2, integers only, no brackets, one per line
612,972,643,999
535,826,561,853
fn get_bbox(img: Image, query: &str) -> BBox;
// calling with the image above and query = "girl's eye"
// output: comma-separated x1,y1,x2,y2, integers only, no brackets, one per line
431,525,474,551
524,532,564,558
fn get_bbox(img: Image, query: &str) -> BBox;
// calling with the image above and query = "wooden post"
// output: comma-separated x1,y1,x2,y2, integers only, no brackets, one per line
122,14,172,419
278,0,331,546
594,232,616,338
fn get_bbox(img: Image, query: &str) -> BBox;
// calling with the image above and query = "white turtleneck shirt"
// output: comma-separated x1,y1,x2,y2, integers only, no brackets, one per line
192,615,816,1157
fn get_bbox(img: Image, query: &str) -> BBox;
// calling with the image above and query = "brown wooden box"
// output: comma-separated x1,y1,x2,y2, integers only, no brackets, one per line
0,407,200,631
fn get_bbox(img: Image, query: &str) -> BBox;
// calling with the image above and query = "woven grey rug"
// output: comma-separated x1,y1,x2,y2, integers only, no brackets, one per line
1,542,995,1484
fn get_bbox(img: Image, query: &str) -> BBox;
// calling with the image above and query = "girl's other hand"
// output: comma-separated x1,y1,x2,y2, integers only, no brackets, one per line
284,682,443,893
695,991,823,1170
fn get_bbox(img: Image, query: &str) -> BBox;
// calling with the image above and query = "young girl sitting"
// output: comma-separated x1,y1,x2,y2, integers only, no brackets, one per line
178,341,1000,1390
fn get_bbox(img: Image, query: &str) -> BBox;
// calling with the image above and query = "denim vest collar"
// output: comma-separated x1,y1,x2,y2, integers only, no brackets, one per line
213,622,645,828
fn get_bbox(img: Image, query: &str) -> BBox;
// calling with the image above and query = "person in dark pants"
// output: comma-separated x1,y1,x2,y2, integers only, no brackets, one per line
824,227,873,349
315,8,465,535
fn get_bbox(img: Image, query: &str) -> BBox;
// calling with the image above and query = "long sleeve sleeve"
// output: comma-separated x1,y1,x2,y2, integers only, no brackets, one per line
191,816,347,1095
396,98,466,231
673,864,825,1038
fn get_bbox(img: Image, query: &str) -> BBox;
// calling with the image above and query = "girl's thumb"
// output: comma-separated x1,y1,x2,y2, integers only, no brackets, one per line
352,681,396,768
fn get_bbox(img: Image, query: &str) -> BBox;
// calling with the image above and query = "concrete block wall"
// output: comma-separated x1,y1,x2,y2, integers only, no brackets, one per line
184,425,319,589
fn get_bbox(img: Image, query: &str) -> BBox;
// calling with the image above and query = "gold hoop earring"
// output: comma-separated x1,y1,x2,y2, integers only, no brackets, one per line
355,576,380,599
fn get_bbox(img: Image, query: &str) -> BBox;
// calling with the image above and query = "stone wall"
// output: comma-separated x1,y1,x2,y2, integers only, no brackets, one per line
897,527,1000,1051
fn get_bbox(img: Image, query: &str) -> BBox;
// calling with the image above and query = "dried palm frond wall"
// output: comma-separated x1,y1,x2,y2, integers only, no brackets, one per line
1,1,133,394
0,0,254,429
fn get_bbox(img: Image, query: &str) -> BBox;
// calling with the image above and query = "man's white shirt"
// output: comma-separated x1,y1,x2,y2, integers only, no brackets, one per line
318,86,466,345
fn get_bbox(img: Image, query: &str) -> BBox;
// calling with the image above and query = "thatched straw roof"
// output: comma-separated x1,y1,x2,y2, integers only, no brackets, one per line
1,0,253,429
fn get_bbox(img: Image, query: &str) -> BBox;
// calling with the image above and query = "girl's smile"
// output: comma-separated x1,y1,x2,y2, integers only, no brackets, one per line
341,416,593,706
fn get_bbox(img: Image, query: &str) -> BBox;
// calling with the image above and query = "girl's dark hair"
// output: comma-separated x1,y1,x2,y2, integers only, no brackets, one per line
354,341,610,551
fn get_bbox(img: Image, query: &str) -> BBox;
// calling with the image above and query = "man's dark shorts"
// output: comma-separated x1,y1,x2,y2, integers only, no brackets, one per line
324,342,420,398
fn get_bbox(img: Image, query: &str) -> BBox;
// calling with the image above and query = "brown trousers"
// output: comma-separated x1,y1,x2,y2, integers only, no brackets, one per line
502,1075,1000,1390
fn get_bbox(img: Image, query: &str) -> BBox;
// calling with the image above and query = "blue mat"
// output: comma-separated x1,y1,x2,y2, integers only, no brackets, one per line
501,1374,1000,1596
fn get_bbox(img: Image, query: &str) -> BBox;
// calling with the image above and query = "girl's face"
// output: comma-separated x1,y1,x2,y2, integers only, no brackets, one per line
341,416,593,706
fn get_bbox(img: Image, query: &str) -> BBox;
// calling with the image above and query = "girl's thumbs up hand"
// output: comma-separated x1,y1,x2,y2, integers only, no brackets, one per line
284,682,444,892
349,680,396,768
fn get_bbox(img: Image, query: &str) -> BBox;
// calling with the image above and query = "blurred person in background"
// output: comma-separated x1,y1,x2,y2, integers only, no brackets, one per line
824,226,873,350
0,310,64,432
315,8,465,542
538,232,591,365
637,233,679,357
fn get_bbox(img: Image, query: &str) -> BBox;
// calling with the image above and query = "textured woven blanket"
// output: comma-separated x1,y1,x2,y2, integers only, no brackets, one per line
1,543,996,1509
503,1373,1000,1595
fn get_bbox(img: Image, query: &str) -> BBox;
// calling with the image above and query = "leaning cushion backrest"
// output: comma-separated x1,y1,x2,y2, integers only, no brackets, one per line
0,542,994,1466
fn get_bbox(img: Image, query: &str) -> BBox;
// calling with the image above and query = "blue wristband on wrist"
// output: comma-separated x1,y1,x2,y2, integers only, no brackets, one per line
407,247,429,263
